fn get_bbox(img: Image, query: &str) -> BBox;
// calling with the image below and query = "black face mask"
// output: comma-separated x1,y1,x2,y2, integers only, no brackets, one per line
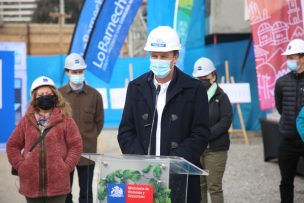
36,95,57,110
200,79,212,90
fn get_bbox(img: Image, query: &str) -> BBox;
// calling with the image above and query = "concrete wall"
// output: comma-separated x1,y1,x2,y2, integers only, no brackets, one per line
209,0,251,34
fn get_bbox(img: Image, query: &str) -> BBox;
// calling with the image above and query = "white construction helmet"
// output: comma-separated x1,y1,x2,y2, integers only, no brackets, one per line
64,53,87,70
144,26,182,52
192,57,216,78
30,76,55,94
282,39,304,55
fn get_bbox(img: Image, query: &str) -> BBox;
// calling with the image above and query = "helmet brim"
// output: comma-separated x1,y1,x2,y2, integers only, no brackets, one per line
193,70,214,78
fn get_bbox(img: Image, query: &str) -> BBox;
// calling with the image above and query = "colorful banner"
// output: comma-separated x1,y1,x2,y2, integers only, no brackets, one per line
69,0,105,56
84,0,143,83
174,0,193,45
248,0,304,110
173,0,193,70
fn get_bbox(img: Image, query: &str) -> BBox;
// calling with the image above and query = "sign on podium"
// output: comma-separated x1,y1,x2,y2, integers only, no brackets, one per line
82,153,208,203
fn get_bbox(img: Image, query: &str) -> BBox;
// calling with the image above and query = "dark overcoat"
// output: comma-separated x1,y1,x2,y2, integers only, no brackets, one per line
118,67,210,203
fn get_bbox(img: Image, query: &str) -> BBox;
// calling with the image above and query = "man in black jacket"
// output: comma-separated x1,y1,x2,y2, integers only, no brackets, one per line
275,38,304,203
118,26,210,203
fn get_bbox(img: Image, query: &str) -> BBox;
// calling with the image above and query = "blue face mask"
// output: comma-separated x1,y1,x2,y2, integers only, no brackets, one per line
287,60,299,71
69,74,85,85
149,59,171,79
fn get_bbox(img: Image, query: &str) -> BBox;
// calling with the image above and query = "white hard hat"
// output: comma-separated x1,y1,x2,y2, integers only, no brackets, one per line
192,57,216,78
30,76,55,94
64,53,87,70
282,39,304,55
144,26,182,52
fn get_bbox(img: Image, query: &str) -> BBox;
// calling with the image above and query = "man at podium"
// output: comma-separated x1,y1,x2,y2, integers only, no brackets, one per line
118,26,210,203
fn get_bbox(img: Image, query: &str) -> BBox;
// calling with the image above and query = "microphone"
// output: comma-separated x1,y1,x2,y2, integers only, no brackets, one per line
147,85,161,155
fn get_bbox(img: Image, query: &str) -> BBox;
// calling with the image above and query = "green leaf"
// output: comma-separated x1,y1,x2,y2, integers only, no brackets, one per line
122,169,141,183
106,173,117,183
150,179,163,195
115,169,124,178
153,164,162,178
97,188,107,200
123,169,131,182
142,164,153,173
98,178,107,186
158,196,165,202
148,178,158,188
128,170,141,182
120,177,127,184
162,188,171,196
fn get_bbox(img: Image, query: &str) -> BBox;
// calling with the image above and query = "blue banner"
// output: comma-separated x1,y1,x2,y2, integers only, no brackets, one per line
183,0,206,73
69,0,105,56
84,0,143,83
0,51,15,146
147,0,175,32
27,39,267,131
28,56,149,128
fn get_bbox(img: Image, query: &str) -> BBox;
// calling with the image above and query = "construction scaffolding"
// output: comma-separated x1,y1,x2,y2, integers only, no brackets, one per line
126,3,147,57
0,0,38,22
0,1,148,57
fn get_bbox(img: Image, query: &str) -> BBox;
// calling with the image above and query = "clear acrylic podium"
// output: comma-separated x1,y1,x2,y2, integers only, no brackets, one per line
82,153,208,203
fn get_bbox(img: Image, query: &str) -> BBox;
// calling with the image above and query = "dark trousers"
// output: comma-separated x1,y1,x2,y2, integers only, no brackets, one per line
278,139,304,203
65,163,95,203
26,195,66,203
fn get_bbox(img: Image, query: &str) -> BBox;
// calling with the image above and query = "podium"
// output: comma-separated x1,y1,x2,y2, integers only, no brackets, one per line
82,153,208,203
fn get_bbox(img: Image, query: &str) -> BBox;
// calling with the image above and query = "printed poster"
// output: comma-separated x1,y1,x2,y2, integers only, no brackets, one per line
248,0,304,110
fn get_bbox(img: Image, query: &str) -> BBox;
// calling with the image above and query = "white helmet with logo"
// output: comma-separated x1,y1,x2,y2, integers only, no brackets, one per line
144,26,182,52
282,39,304,56
192,57,216,78
30,76,55,94
64,53,87,70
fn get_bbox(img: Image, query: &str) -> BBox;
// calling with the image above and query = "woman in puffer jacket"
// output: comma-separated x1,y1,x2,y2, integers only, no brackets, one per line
7,76,83,203
193,58,233,203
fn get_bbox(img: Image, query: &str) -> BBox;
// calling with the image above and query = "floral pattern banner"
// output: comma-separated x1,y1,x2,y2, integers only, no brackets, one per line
248,0,304,110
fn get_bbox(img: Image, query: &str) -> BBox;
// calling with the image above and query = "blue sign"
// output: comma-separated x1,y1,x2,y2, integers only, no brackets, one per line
69,0,105,56
107,183,126,203
27,56,149,128
84,0,143,83
0,51,15,145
